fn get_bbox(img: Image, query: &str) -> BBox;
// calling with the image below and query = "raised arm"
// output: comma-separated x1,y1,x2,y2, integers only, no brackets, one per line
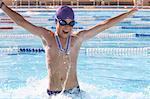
77,7,138,41
0,1,50,38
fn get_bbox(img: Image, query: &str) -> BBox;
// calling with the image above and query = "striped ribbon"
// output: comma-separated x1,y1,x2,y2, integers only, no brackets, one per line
54,32,71,54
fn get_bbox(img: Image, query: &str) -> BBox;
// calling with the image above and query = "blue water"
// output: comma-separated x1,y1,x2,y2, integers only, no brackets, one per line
0,8,150,99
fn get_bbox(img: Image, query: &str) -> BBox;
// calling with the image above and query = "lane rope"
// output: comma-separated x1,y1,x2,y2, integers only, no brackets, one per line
0,33,150,39
0,47,150,56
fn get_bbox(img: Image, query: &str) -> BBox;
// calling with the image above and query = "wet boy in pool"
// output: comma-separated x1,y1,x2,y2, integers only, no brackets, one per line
0,0,139,98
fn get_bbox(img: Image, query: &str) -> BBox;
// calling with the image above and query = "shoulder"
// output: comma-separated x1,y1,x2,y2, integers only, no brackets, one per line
40,27,53,37
40,29,54,41
49,30,54,37
71,30,87,41
41,30,55,47
71,30,86,42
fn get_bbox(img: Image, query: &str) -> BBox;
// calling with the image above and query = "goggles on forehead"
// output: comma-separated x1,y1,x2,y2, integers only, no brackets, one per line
55,17,75,27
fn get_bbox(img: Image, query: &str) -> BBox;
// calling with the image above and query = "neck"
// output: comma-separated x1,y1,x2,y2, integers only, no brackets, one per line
54,32,71,54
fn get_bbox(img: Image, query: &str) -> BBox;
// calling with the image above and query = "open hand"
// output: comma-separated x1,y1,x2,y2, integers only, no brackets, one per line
133,0,143,7
0,0,3,4
0,0,3,8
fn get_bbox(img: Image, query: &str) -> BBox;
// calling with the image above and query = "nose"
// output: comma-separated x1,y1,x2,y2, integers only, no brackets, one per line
64,25,72,31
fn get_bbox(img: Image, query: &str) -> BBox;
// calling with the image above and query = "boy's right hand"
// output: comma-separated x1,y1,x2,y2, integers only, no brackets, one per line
0,0,4,8
0,0,3,4
133,0,142,7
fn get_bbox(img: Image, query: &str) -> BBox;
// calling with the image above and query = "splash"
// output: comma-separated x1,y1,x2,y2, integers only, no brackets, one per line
0,77,89,99
0,78,149,99
60,54,72,94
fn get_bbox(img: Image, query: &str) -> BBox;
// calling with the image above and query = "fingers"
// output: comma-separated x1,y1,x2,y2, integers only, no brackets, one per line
133,0,139,7
133,0,142,11
0,0,3,4
133,0,137,6
133,0,142,7
0,1,3,8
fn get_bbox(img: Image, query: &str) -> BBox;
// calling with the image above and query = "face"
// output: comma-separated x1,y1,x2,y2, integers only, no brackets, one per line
56,19,75,39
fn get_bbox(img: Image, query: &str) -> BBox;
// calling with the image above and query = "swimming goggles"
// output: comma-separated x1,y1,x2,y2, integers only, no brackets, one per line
56,17,75,27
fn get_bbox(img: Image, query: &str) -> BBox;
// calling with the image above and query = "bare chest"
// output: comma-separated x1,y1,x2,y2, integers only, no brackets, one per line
44,37,81,68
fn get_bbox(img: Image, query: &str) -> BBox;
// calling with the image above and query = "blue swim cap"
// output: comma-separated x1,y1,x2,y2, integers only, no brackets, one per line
55,6,74,20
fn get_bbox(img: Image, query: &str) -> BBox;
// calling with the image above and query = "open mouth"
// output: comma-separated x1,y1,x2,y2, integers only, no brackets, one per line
62,30,69,34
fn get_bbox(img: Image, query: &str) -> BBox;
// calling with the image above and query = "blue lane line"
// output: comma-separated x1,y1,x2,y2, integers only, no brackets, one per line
133,16,150,18
19,48,45,53
136,34,150,37
141,19,150,21
122,26,150,29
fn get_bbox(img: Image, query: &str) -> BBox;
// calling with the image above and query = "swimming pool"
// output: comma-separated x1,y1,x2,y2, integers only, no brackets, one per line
0,8,150,99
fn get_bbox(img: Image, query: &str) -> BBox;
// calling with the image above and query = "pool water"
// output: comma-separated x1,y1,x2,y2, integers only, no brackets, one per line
0,8,150,99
